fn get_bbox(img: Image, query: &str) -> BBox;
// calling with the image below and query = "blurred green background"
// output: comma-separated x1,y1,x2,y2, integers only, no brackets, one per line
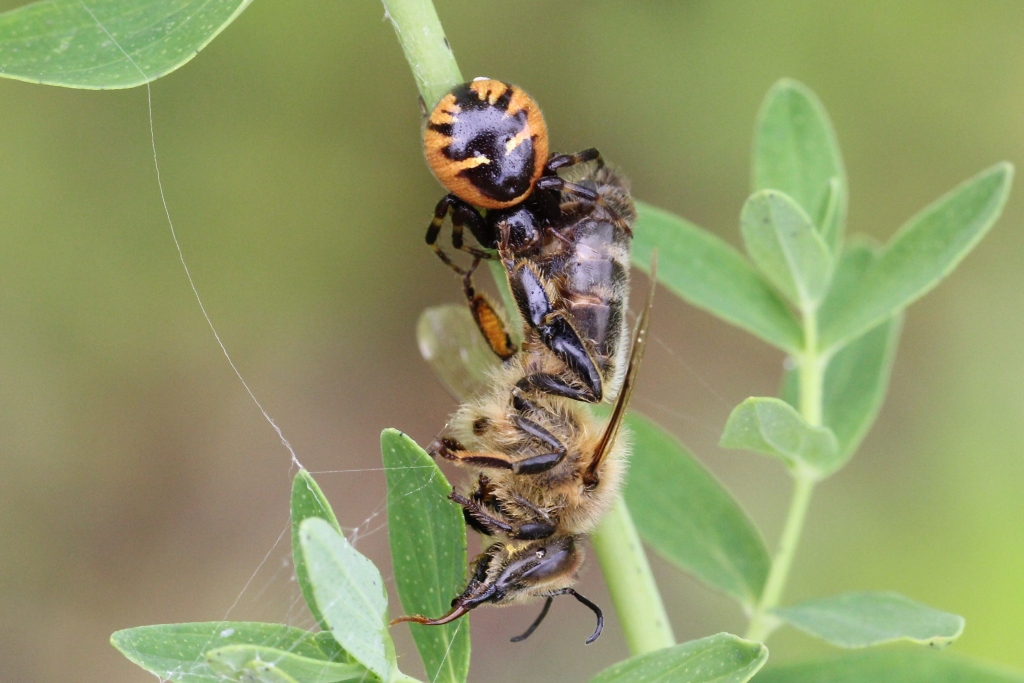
1,1,1022,681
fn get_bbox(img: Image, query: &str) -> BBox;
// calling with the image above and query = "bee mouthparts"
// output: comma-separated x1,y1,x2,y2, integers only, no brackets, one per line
389,604,470,627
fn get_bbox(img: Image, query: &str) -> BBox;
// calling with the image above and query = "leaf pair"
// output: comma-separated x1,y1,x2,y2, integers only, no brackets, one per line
636,80,1011,358
113,471,397,683
299,440,474,683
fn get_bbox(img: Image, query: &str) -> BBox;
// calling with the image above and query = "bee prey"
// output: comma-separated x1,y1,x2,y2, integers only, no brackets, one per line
394,163,653,646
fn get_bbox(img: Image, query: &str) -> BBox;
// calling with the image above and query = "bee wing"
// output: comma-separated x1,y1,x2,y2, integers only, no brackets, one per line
417,304,502,402
585,253,657,486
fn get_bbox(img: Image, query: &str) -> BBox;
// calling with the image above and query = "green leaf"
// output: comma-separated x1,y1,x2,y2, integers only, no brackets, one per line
0,0,252,89
740,190,834,311
417,305,499,401
205,644,365,683
754,78,847,253
816,237,880,331
591,633,768,683
624,412,770,608
755,648,1024,683
383,429,469,683
821,162,1013,350
774,592,964,649
291,471,343,632
111,622,343,683
0,0,251,89
299,518,393,682
633,201,802,353
720,397,840,477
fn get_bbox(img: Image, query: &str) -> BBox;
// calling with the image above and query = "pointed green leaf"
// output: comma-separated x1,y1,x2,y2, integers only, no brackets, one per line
0,0,253,89
417,305,499,401
383,429,469,683
111,622,343,683
633,201,802,353
299,518,392,682
291,471,342,632
754,78,847,253
591,633,768,683
821,162,1013,350
773,592,964,649
721,397,839,477
819,316,901,459
755,648,1024,683
817,238,881,331
624,412,770,608
206,644,365,683
741,190,834,311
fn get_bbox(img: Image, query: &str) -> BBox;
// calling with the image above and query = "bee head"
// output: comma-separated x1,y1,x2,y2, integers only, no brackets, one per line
391,536,582,625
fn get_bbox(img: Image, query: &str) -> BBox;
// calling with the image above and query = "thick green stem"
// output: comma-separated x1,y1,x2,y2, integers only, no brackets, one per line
744,471,815,641
591,496,676,654
381,0,462,108
745,310,823,642
382,0,671,656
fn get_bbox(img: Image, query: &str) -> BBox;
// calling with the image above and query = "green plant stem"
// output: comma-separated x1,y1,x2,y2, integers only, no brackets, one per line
745,310,823,642
382,0,672,655
798,310,823,426
592,495,676,654
381,0,462,109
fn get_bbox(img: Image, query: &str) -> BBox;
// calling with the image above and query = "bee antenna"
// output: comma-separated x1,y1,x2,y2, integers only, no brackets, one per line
510,596,554,643
545,588,604,644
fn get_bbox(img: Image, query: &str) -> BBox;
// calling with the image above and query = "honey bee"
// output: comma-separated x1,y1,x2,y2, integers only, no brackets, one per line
393,166,651,645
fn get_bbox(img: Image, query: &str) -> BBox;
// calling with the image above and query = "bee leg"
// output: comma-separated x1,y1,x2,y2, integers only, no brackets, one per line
451,490,555,540
509,415,568,476
434,433,564,478
427,436,466,460
462,476,504,536
471,474,497,504
548,588,604,645
508,491,554,524
451,490,516,536
432,437,528,473
536,174,632,236
516,373,597,404
510,596,554,643
507,263,604,402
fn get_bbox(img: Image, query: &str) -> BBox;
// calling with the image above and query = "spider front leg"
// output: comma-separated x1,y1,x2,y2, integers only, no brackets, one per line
425,194,496,272
544,147,604,173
